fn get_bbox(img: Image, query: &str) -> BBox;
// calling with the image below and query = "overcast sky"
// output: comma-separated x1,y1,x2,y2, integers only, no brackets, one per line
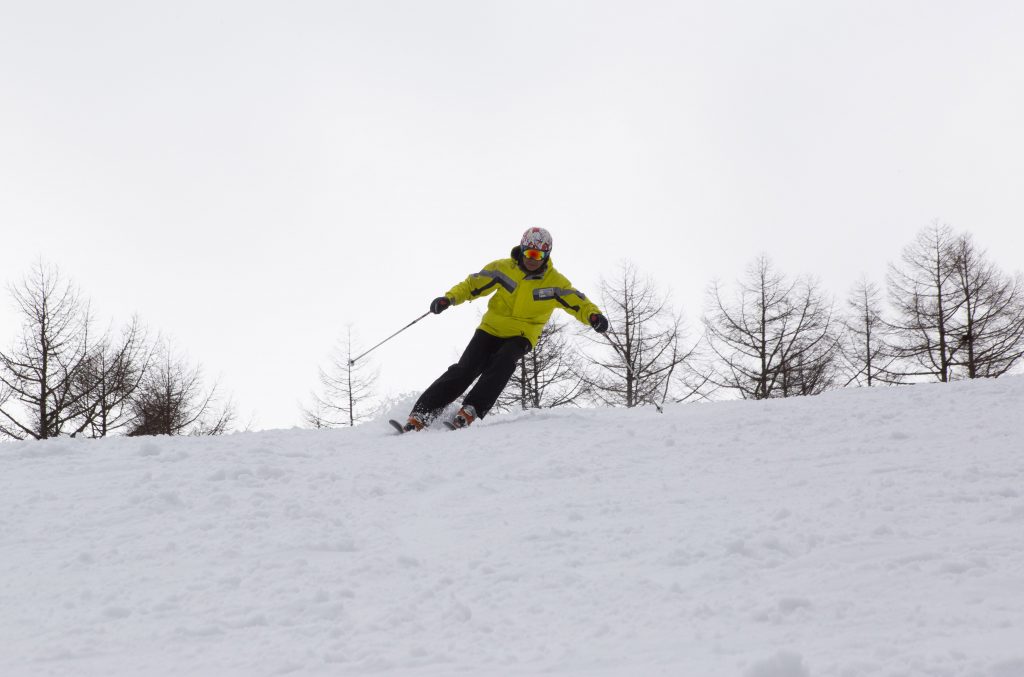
2,0,1023,430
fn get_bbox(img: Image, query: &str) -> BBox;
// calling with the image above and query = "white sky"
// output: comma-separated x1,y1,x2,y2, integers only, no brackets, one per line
2,0,1023,430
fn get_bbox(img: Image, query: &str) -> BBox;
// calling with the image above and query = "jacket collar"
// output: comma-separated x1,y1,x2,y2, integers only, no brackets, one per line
523,265,547,280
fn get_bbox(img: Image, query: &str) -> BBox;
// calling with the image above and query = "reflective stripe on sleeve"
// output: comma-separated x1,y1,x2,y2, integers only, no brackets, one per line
533,287,584,311
470,269,517,296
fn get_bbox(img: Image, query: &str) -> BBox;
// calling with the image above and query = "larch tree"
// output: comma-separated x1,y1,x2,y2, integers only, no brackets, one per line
496,319,590,411
127,340,234,436
704,255,837,399
302,327,379,428
839,277,900,387
581,262,695,408
0,262,96,439
946,233,1024,378
75,316,154,437
886,222,963,382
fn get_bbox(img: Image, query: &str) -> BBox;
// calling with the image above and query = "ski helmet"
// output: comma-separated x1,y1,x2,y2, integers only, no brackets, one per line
520,227,553,254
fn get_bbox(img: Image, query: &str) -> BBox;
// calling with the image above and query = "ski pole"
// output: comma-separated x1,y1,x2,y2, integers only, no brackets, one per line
348,311,431,365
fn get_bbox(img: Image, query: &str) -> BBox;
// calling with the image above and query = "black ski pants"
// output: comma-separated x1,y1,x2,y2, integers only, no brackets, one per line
412,329,531,421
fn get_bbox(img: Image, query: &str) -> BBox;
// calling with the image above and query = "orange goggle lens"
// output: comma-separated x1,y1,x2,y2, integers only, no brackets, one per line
523,248,548,261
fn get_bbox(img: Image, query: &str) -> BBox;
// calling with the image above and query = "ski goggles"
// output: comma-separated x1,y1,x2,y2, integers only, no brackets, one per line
522,248,549,261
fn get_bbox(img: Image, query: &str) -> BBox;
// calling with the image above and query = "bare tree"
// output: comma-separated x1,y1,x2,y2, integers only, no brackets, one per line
0,381,11,422
887,222,963,382
776,322,841,397
839,277,901,386
946,234,1024,378
495,319,590,411
582,262,695,408
0,262,96,439
127,340,233,436
704,255,837,399
76,316,153,437
302,327,379,427
301,399,333,430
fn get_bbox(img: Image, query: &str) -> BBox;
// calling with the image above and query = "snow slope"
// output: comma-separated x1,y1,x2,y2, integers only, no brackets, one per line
2,378,1024,677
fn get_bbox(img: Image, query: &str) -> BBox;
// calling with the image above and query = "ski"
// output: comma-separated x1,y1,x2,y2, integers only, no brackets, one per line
390,417,466,434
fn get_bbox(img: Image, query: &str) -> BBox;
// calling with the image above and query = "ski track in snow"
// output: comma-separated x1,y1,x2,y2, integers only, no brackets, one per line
2,378,1024,677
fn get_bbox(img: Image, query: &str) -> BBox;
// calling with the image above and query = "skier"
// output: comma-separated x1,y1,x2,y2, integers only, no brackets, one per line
400,227,609,431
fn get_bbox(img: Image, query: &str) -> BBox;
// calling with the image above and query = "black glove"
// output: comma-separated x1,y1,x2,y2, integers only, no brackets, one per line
589,313,609,333
430,296,451,314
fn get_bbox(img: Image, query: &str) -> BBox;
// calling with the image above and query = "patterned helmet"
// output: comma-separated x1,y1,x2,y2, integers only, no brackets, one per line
520,227,553,253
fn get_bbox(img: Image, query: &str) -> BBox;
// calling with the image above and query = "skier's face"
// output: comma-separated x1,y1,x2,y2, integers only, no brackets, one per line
521,248,548,272
522,255,544,272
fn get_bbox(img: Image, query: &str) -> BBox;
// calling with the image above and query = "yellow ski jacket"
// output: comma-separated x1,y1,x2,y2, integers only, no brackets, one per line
444,256,602,347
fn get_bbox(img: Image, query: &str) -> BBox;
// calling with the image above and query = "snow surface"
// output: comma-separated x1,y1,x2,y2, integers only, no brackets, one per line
2,378,1024,677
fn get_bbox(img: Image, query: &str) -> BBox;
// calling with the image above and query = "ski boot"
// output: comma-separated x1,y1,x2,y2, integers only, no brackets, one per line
403,415,426,433
451,404,477,429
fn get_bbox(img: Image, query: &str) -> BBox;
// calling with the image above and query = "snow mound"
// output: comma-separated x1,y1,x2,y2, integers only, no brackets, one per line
2,376,1023,676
